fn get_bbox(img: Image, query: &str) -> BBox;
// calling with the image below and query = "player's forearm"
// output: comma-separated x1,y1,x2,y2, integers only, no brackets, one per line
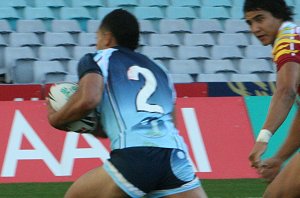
274,110,300,161
262,88,296,133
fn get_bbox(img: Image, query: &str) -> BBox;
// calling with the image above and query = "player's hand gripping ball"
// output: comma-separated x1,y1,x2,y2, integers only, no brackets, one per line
48,82,98,133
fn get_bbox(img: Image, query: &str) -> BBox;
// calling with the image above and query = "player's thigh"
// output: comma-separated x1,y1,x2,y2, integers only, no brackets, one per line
164,186,207,198
64,166,129,198
264,153,300,198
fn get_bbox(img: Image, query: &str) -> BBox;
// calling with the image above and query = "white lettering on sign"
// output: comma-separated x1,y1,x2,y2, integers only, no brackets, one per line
181,108,212,172
1,110,109,177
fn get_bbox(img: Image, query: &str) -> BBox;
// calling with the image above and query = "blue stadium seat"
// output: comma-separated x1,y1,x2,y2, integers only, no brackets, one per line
33,60,68,83
139,0,169,7
202,0,232,7
238,59,274,74
217,33,248,47
60,7,92,31
202,59,237,74
192,19,224,33
16,20,46,33
106,0,138,7
199,6,230,19
66,60,79,75
169,73,194,83
211,45,243,60
139,20,157,33
87,19,101,32
141,46,175,60
245,45,272,60
0,7,20,30
0,0,26,8
165,6,197,19
67,0,104,7
168,59,201,74
78,32,97,46
11,59,36,83
177,46,210,60
73,46,96,60
134,7,164,20
224,19,250,33
159,19,191,34
38,46,72,61
51,19,82,33
183,33,215,46
0,34,7,46
23,7,55,19
0,20,13,33
148,34,181,47
27,0,65,7
43,32,77,47
170,0,201,8
9,33,42,47
230,6,244,19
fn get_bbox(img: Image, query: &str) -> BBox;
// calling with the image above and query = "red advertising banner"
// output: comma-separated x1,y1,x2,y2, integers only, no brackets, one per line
0,98,258,183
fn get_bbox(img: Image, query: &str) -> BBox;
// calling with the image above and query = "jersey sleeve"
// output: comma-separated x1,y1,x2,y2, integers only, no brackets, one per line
77,53,102,79
273,27,300,71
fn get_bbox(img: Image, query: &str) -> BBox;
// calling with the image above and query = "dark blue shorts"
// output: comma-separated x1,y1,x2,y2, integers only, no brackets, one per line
103,147,201,198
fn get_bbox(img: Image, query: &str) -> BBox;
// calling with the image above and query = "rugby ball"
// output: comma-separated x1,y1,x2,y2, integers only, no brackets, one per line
48,82,98,133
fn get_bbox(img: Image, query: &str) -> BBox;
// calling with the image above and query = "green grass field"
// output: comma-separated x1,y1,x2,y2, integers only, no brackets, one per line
0,179,267,198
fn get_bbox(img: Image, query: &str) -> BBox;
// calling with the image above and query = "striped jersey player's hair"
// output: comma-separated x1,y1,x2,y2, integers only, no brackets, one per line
243,0,294,21
98,9,139,51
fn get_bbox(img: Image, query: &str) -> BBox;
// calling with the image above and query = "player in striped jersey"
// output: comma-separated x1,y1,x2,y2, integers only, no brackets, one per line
47,9,207,198
245,0,300,197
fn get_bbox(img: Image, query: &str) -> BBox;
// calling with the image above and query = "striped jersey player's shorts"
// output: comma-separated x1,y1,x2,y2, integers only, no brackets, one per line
103,147,201,198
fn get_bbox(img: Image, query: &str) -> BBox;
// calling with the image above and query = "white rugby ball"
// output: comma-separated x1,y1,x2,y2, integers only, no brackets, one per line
48,82,98,133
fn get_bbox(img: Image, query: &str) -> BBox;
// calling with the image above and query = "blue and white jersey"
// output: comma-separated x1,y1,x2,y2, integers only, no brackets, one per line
78,46,186,150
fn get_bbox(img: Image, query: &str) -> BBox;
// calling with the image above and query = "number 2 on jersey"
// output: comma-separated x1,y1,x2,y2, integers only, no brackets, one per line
127,65,164,114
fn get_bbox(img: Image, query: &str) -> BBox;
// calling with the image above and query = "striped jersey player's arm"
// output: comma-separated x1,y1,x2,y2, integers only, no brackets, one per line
273,27,300,71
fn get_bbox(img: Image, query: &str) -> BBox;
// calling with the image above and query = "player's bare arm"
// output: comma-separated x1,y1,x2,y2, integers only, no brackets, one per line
47,73,104,129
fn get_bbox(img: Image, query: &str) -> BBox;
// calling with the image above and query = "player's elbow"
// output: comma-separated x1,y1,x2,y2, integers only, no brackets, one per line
80,96,101,111
276,86,297,101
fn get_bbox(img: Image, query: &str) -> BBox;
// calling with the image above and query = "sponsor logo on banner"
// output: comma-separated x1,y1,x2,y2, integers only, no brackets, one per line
0,99,258,183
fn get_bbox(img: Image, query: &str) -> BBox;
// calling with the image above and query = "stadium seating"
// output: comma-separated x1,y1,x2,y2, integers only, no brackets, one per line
0,0,289,84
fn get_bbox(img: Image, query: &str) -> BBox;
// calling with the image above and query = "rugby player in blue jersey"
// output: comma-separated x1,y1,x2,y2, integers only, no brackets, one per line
47,9,207,198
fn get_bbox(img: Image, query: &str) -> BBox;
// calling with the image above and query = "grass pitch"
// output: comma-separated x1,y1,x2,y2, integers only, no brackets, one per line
0,179,267,198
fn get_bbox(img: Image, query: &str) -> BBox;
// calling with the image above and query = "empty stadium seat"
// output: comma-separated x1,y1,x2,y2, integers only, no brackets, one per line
73,46,96,60
0,34,7,46
211,45,243,60
177,46,210,60
202,59,238,74
148,34,180,47
33,60,68,83
67,0,104,7
196,73,232,82
169,73,194,83
230,6,244,19
141,46,175,60
38,46,71,61
170,0,201,8
139,20,157,34
96,7,119,20
27,0,65,8
165,6,197,19
231,73,276,82
159,19,191,34
224,19,250,33
217,33,248,47
0,0,26,8
43,32,77,47
199,6,230,20
134,7,164,20
60,7,92,20
51,19,82,33
183,33,215,46
9,32,42,47
202,0,232,7
23,7,55,20
16,19,46,33
245,45,272,60
232,0,245,7
0,20,12,33
238,59,274,74
168,59,201,74
192,19,224,33
10,59,36,83
106,0,138,7
66,60,79,75
139,0,169,7
87,19,101,33
250,35,262,45
78,32,97,46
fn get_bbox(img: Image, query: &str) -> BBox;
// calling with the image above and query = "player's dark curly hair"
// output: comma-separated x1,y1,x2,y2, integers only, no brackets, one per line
99,9,139,50
243,0,293,21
